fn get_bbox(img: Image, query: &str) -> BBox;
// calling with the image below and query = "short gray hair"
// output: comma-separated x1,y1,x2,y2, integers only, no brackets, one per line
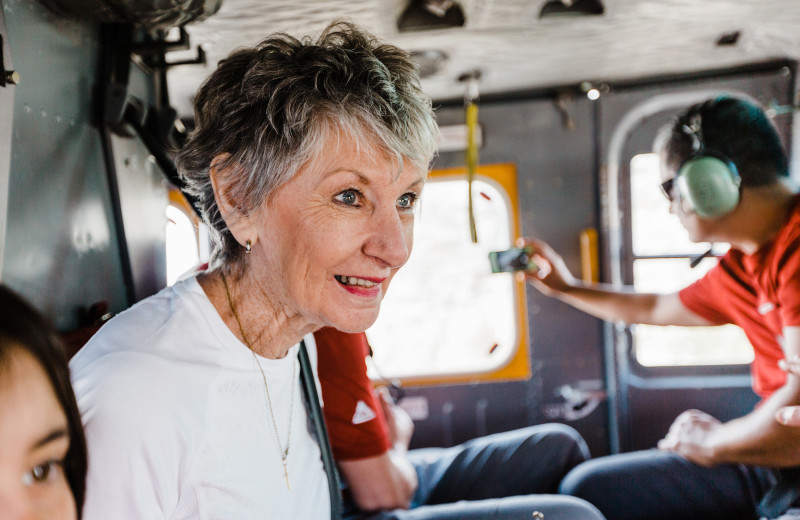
177,20,438,272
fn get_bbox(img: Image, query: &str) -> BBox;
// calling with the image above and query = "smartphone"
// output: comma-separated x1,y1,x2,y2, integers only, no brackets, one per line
488,247,536,273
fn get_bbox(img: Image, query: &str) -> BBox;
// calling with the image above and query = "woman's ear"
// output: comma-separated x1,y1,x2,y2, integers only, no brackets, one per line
209,154,259,248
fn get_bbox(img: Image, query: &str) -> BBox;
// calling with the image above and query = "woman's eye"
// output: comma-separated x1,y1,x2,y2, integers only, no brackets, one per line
335,189,360,206
397,192,418,210
22,460,62,486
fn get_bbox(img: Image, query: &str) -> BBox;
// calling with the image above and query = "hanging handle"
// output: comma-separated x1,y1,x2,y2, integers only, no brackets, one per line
460,70,481,244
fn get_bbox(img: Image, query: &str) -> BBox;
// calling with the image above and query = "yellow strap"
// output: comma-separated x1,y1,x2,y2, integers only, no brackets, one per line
580,228,599,282
466,102,479,243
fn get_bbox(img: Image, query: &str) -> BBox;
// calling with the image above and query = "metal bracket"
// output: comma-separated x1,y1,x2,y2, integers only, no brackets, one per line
132,26,191,55
544,380,607,421
0,34,17,87
163,45,206,69
554,91,575,131
132,27,207,70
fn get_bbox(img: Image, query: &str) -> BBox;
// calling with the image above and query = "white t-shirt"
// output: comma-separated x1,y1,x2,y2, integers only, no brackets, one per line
70,276,331,519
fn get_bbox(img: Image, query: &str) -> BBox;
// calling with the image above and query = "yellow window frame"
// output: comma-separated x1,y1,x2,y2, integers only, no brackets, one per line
394,162,531,386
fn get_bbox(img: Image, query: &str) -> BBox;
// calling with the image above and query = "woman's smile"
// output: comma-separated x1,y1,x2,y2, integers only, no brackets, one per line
334,275,387,297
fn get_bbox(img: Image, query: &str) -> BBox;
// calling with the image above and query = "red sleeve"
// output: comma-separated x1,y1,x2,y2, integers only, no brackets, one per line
315,327,391,461
776,232,800,327
679,257,737,325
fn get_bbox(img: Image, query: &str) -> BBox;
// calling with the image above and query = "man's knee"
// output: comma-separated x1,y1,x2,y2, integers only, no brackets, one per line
559,453,654,503
558,458,601,499
532,495,607,520
521,423,591,467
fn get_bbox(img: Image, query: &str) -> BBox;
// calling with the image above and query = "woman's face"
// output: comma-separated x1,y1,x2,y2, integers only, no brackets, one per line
251,134,425,333
0,347,76,520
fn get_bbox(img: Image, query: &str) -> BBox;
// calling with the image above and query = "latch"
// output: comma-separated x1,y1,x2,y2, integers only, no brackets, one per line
544,380,607,421
0,34,17,87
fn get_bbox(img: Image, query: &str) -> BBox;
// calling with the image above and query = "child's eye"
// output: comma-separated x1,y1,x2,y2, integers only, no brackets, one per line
334,189,361,206
22,460,63,486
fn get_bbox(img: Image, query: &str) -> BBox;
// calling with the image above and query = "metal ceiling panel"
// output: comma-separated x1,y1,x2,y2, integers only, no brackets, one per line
167,0,800,116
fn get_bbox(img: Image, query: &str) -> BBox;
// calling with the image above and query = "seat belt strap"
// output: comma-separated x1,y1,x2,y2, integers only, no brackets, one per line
299,340,342,519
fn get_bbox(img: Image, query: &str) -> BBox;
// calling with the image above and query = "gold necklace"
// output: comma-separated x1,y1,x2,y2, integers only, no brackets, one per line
222,272,296,490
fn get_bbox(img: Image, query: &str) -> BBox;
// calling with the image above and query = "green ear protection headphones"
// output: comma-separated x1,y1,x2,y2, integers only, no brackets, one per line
675,111,741,218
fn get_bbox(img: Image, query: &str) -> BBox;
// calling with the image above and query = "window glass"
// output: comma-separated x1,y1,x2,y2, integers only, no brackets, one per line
166,205,200,285
631,153,708,256
629,153,753,367
367,175,520,379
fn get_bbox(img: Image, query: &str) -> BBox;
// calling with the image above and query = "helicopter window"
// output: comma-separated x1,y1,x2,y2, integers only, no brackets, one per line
628,153,753,367
366,163,530,384
166,204,201,286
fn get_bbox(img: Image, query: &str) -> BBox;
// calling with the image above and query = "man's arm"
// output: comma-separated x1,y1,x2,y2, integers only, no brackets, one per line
315,328,418,512
659,326,800,467
777,356,800,426
518,238,713,326
338,389,418,511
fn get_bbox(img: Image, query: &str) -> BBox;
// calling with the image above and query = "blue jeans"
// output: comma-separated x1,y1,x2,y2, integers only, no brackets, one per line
346,423,605,520
559,449,778,520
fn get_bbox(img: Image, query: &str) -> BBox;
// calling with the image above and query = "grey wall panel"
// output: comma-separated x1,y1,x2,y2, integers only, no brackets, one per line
0,0,127,329
111,133,167,303
1,0,166,330
0,1,15,280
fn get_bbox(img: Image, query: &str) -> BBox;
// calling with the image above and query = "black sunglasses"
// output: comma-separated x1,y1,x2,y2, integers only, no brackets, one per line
660,178,675,202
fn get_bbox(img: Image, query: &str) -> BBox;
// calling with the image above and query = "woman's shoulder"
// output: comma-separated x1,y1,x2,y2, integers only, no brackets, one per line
70,277,224,384
70,281,221,462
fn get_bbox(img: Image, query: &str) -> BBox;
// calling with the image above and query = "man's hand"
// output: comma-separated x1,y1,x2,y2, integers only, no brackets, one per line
514,237,577,296
337,387,419,511
777,356,800,427
657,409,722,466
378,387,414,450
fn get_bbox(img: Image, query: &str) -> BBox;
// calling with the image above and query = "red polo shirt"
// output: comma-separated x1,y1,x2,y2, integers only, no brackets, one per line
679,195,800,399
315,327,391,461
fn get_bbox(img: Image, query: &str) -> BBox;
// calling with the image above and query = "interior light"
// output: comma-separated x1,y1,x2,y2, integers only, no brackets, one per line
539,0,604,18
716,31,741,46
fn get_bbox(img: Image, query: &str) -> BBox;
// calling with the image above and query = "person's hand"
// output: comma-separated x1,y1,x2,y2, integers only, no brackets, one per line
378,387,414,450
779,356,800,378
776,356,800,426
776,406,800,426
513,237,577,296
657,409,722,466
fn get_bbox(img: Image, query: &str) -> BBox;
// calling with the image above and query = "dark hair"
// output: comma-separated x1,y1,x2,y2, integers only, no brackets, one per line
659,96,788,186
177,19,438,274
0,285,87,517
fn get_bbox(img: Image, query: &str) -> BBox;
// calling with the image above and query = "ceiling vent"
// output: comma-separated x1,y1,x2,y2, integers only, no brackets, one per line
411,49,448,78
398,0,465,32
539,0,604,18
716,31,741,46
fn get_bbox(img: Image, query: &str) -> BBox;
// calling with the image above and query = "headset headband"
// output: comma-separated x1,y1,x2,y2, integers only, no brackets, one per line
682,112,704,154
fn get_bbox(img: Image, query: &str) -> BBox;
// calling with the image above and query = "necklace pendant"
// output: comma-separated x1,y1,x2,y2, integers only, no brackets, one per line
282,462,290,490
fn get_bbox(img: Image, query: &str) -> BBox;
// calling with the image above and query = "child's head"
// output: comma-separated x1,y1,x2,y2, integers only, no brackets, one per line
0,285,87,519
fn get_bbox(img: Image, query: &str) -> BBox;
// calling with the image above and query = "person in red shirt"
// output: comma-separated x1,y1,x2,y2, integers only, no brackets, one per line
315,327,607,520
518,96,800,520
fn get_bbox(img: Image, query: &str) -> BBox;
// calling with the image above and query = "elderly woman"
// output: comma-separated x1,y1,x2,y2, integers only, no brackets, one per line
69,21,437,519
